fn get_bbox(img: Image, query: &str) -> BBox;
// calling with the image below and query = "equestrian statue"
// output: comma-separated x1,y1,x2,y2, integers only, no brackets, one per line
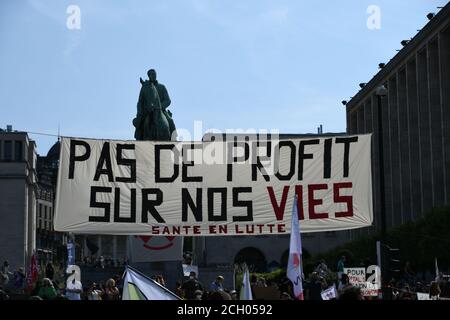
133,69,176,141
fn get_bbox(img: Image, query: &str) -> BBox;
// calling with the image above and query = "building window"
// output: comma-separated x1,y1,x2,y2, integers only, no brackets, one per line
4,141,12,160
44,206,47,220
39,204,42,218
15,141,23,161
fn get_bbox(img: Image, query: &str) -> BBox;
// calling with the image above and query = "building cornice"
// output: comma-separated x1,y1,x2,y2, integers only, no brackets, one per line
346,2,450,112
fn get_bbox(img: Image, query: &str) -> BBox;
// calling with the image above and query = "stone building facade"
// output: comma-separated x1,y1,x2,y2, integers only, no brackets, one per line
345,3,450,238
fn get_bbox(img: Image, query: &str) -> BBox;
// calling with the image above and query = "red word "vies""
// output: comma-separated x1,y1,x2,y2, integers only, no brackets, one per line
267,183,353,220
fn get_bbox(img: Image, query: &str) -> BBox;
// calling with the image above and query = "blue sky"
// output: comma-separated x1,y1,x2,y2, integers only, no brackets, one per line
1,0,448,155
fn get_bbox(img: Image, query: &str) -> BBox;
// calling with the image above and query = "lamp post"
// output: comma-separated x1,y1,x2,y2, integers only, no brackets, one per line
375,85,388,241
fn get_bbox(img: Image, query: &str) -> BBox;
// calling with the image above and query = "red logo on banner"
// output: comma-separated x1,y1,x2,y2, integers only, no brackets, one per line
135,236,176,250
292,253,300,268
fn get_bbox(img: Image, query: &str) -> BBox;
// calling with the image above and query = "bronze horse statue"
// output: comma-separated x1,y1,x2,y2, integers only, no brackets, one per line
133,69,176,141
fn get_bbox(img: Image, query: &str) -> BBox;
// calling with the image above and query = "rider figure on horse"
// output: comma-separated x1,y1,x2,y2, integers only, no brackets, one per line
133,69,176,141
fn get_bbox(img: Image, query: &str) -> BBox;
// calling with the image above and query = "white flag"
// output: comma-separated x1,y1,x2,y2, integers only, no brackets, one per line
239,267,253,300
129,235,183,262
122,266,180,300
321,285,338,300
287,195,304,300
435,258,440,281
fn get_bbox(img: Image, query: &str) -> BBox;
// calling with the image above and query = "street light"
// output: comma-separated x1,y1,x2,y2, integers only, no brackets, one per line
376,85,388,241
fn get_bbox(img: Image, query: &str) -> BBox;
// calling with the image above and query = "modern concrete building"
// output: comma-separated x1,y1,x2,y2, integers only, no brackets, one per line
345,3,450,238
0,127,38,270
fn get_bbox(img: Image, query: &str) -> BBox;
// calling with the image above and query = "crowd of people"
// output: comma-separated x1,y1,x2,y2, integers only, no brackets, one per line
1,256,449,301
301,257,450,300
0,260,123,300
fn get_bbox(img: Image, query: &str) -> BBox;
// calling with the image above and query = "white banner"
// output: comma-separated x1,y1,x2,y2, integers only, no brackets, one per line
129,236,183,262
416,292,432,300
54,135,373,236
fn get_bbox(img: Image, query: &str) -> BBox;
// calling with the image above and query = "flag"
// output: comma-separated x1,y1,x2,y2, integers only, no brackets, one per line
67,240,75,266
435,258,440,281
25,253,39,293
129,236,183,262
122,266,180,300
321,285,338,300
287,195,304,300
239,267,253,300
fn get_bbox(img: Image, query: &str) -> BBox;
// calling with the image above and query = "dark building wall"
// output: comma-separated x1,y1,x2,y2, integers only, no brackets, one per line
345,8,450,235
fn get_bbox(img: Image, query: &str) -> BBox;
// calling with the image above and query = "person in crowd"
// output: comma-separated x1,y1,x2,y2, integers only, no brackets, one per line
194,289,203,300
0,288,10,300
65,272,83,300
337,256,346,278
155,275,166,287
256,277,267,287
45,262,54,281
280,292,293,300
278,277,291,295
229,290,238,300
0,273,7,291
429,281,441,300
381,279,394,300
314,259,328,277
338,286,363,300
210,275,225,292
208,290,231,300
12,267,25,294
338,273,351,293
175,281,184,298
403,261,415,284
0,261,12,288
104,278,120,300
181,271,204,300
441,280,450,298
250,275,258,287
319,276,328,291
38,278,57,300
99,256,105,269
86,282,103,300
113,274,123,293
305,272,324,300
398,285,414,300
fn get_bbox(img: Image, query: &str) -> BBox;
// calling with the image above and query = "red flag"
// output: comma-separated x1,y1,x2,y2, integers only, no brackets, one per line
25,253,39,293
